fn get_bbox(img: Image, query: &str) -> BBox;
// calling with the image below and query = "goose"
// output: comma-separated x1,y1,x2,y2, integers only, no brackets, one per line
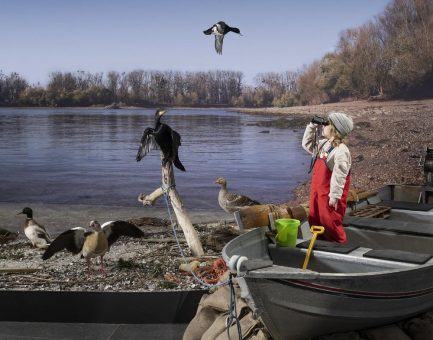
17,207,51,248
42,220,145,275
0,227,18,244
215,177,260,213
203,21,242,54
136,109,186,171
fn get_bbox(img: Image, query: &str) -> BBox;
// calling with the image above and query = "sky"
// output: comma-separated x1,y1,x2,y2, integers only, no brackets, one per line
1,0,391,86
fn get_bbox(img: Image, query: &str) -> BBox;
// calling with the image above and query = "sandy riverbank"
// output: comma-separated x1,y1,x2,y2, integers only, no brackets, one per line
235,98,433,204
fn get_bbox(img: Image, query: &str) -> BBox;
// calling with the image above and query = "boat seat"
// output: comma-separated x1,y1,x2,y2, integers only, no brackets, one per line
343,216,433,237
377,200,433,211
296,240,358,254
363,249,433,264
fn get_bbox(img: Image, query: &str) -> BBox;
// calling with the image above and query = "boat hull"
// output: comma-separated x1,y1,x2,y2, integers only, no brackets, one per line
246,273,433,340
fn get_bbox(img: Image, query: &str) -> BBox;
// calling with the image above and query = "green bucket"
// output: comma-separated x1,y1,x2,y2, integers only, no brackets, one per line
275,218,300,247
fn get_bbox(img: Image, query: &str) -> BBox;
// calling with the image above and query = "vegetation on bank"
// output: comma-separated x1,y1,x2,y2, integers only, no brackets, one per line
0,0,432,108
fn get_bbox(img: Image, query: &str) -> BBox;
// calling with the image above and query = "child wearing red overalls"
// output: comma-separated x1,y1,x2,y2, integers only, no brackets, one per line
302,112,354,243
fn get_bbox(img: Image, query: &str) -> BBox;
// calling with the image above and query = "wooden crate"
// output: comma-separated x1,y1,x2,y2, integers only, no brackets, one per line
350,205,391,219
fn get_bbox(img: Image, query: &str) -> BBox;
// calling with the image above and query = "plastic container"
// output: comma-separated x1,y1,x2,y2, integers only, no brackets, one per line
275,218,300,247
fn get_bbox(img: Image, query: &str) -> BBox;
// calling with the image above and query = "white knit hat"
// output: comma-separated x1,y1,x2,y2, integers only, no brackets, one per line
328,112,353,137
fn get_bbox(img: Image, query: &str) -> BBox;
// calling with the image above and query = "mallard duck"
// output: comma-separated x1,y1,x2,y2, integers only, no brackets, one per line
17,207,51,248
0,227,18,244
215,177,260,213
203,21,241,54
42,220,145,275
136,109,186,171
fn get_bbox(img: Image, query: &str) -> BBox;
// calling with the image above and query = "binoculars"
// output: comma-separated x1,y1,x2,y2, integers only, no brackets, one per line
311,115,329,126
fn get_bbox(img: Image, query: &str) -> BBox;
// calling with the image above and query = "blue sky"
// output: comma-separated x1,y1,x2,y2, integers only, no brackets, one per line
1,0,390,86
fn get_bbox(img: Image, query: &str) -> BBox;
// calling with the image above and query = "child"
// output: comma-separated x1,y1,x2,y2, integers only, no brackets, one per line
302,112,354,243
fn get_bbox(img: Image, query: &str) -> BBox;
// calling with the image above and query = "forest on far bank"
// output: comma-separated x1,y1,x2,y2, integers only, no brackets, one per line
1,0,432,108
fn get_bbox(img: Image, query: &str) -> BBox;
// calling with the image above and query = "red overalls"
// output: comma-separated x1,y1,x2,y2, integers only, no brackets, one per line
309,148,350,244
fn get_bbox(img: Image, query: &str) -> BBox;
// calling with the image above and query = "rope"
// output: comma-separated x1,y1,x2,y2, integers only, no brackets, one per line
162,188,243,338
162,189,227,288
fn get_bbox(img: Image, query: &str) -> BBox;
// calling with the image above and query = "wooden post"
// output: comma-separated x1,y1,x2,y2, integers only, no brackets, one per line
138,162,204,256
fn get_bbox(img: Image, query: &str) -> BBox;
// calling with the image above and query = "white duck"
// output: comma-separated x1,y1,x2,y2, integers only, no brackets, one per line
17,207,51,248
215,177,260,214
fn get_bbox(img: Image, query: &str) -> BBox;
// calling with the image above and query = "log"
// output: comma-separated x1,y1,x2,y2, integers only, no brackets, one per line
0,268,41,273
138,161,204,256
237,203,308,229
138,187,164,205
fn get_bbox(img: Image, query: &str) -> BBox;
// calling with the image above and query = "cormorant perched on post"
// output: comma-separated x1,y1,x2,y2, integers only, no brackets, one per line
136,109,186,171
203,21,242,54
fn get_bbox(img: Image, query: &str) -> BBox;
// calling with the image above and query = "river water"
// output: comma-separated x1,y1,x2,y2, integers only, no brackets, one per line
0,107,311,213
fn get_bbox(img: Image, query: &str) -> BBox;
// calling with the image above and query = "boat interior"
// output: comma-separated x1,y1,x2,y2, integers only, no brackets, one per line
227,184,433,275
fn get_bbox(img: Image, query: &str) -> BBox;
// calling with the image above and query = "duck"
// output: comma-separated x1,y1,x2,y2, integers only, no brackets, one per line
0,227,18,244
17,207,51,248
136,109,186,171
203,21,242,54
215,177,260,214
42,220,145,275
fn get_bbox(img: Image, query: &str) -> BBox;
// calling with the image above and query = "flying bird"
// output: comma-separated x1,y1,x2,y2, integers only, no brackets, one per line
203,21,241,54
42,220,145,275
17,207,51,248
215,177,260,214
136,109,186,171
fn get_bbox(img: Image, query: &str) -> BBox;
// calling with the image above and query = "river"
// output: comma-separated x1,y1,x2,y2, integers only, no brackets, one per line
0,107,311,213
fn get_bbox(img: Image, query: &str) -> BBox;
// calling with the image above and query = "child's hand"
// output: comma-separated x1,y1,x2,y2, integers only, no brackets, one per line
329,197,338,210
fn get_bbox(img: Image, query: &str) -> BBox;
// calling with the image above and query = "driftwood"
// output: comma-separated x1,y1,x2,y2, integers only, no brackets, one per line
237,203,308,229
0,268,41,273
237,188,380,229
138,162,204,256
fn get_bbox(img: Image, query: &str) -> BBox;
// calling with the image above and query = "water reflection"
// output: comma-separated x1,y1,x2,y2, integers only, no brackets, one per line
0,108,310,211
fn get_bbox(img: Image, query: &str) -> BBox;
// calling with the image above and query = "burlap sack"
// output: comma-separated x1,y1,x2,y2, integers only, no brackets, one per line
215,311,259,340
183,295,219,340
201,313,228,340
247,328,271,340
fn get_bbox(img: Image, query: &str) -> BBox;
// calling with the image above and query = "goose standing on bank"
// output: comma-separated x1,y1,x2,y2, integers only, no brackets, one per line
42,220,144,275
136,109,186,171
17,207,51,248
203,21,242,54
215,177,260,214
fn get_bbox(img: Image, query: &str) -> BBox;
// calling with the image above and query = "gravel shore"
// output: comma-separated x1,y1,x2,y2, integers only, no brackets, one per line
236,98,433,204
1,99,433,293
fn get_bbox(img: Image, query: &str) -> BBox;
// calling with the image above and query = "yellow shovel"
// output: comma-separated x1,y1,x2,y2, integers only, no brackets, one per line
302,226,325,270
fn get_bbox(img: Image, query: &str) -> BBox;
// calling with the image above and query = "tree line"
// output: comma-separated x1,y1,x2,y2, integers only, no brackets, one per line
1,0,432,108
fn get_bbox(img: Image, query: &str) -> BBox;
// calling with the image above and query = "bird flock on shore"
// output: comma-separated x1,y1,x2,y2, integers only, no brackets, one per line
1,23,264,277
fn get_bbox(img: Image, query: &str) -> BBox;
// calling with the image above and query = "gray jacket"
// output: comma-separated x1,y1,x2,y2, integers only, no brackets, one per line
302,123,352,200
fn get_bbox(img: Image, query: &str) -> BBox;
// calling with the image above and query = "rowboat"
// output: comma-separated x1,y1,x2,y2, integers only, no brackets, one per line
222,184,433,339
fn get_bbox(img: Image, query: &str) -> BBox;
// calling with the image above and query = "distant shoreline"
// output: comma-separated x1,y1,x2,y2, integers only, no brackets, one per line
234,98,433,205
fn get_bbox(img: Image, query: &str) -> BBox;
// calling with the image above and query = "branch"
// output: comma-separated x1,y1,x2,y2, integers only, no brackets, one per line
137,187,164,206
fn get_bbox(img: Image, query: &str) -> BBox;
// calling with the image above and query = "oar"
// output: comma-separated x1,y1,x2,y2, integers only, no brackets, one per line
302,226,325,270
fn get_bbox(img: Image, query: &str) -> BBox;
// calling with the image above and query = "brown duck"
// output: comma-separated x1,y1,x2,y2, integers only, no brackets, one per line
215,177,260,214
42,220,144,275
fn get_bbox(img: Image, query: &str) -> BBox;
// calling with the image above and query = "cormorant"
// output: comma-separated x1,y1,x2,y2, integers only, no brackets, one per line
136,109,186,171
17,207,51,248
42,220,145,275
203,21,242,54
